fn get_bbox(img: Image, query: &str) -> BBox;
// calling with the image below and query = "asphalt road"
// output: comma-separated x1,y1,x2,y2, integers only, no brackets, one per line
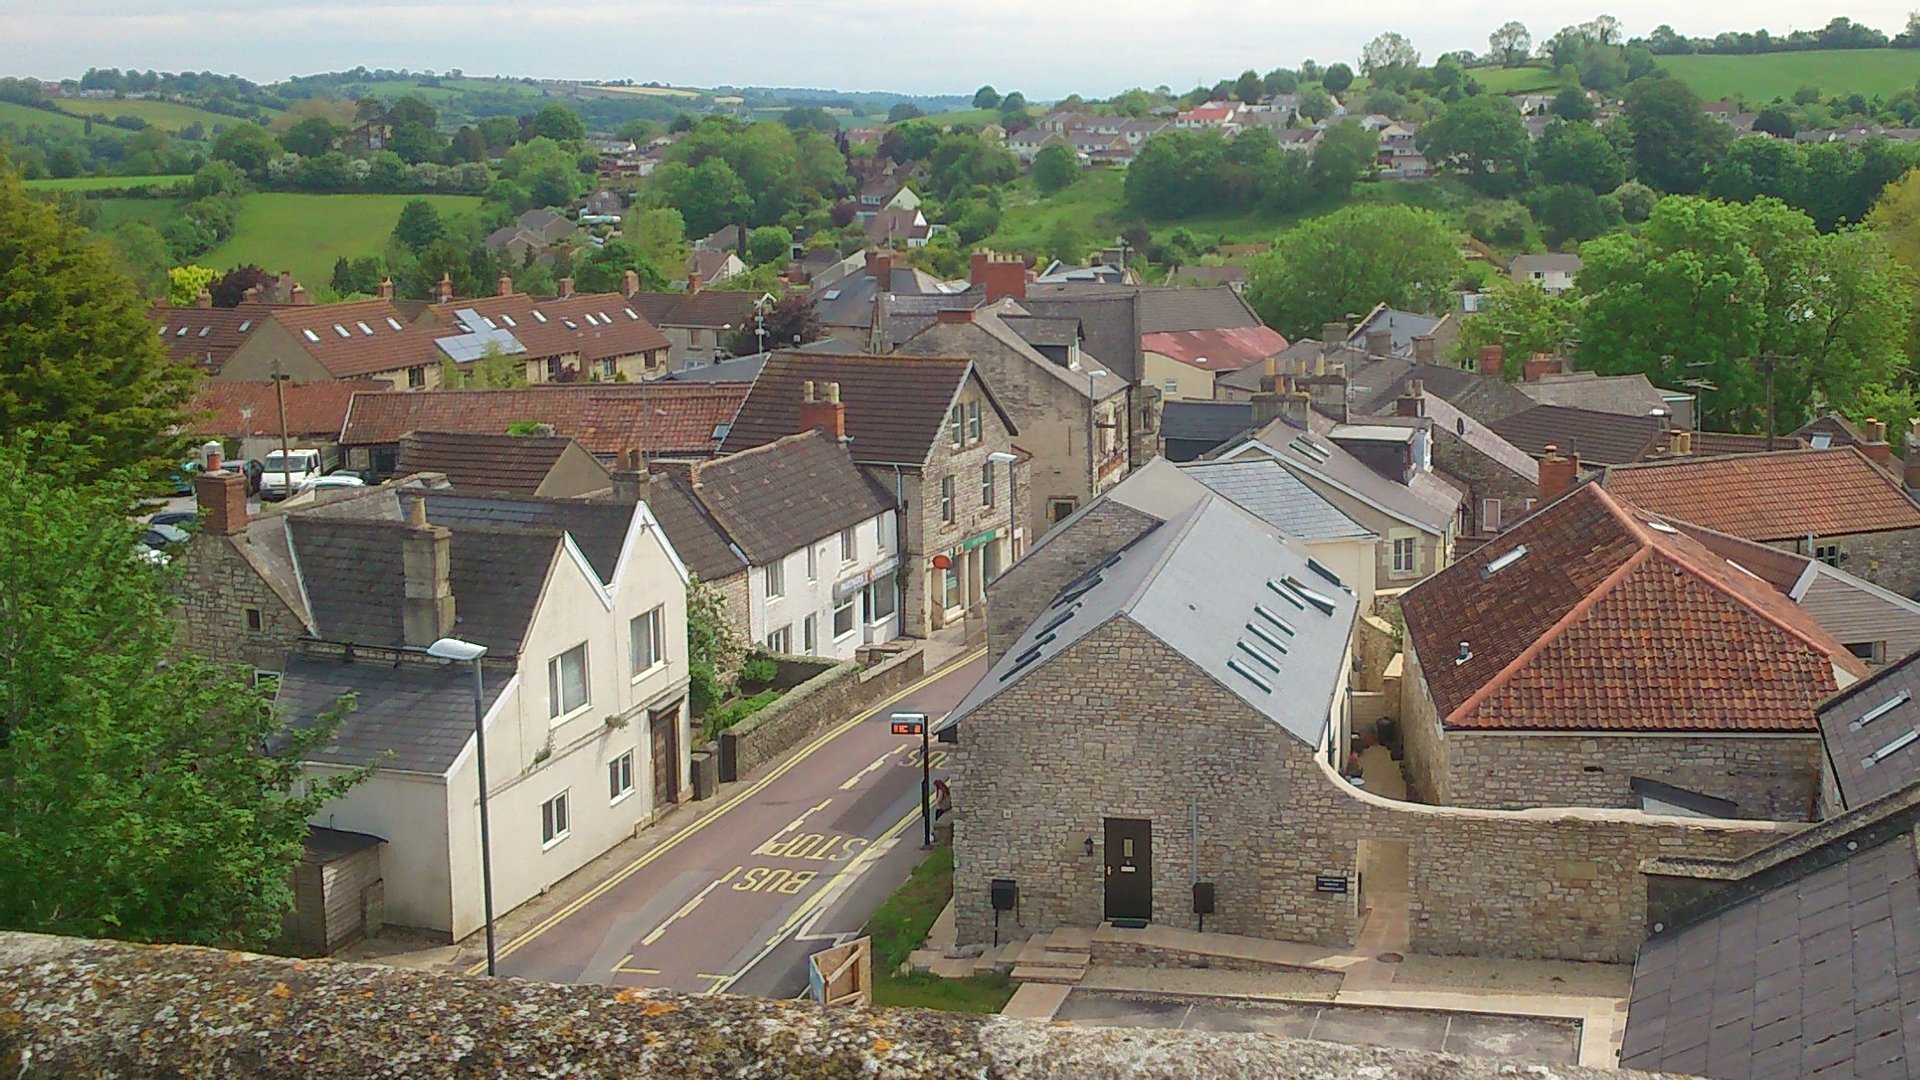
492,651,985,997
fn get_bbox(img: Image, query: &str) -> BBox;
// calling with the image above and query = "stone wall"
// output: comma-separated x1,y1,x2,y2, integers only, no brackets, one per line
954,621,1788,963
709,568,750,642
0,931,1647,1080
900,384,1022,638
1398,640,1451,804
172,531,308,674
1442,731,1822,821
721,646,924,778
1432,427,1535,540
984,499,1157,663
1766,526,1920,599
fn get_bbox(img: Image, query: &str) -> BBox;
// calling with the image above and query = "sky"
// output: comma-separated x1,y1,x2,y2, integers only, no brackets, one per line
4,1,1918,99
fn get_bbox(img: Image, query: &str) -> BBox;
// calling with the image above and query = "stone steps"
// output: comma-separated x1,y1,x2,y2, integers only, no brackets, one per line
1009,963,1087,985
1008,931,1093,985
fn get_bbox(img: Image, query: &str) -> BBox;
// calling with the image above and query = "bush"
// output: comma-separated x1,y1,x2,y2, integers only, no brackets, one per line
702,689,780,741
689,661,722,718
741,654,779,687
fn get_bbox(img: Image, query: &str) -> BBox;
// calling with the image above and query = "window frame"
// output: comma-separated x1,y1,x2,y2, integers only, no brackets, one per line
608,752,635,803
939,476,956,523
408,366,426,389
1390,536,1418,576
541,790,571,848
981,460,996,507
965,400,982,442
806,543,818,582
1815,543,1841,567
840,526,857,564
547,642,590,720
630,606,664,678
764,557,785,599
1047,497,1078,524
802,613,818,654
949,405,965,448
244,606,263,632
865,579,897,623
1480,498,1502,534
765,625,792,653
833,595,857,639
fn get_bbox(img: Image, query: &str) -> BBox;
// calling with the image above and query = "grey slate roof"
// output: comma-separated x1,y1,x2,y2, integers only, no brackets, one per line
1519,370,1674,419
1345,358,1538,423
661,353,768,383
1161,400,1257,447
1179,458,1375,541
945,495,1357,747
278,654,507,773
1489,403,1666,465
643,475,747,583
1349,306,1442,356
685,430,894,566
1818,649,1920,812
1224,417,1462,533
1017,288,1144,383
421,492,633,586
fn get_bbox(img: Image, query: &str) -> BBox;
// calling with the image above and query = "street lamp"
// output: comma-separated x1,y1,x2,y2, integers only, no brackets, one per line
428,636,496,977
1083,369,1108,499
988,451,1019,577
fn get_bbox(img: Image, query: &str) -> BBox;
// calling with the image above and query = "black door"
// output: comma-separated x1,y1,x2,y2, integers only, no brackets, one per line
1104,818,1152,923
650,703,681,804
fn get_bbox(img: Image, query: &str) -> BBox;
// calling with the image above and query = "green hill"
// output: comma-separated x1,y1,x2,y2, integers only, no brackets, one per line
0,100,94,134
24,175,188,192
202,192,481,289
1657,49,1920,104
53,98,265,134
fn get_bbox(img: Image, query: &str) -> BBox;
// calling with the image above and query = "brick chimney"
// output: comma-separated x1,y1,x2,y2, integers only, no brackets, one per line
1320,322,1350,355
277,270,295,302
1412,335,1436,364
935,307,974,325
1365,328,1392,357
1478,345,1505,379
687,270,704,295
969,249,1027,302
377,276,395,300
242,286,260,304
434,273,453,305
866,249,894,288
289,284,310,306
497,273,513,297
1396,379,1425,418
193,468,248,536
798,380,848,440
622,269,640,298
557,277,574,300
1538,444,1580,504
611,448,650,503
400,493,455,648
1523,355,1563,382
1905,420,1920,491
1281,390,1312,427
195,289,213,309
1861,417,1896,472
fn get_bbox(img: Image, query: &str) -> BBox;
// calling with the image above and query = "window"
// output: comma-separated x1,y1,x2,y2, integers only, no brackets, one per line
875,515,887,549
630,606,663,675
949,405,965,448
1047,497,1078,524
966,401,982,442
408,366,426,389
1164,379,1179,397
608,752,634,802
244,607,263,632
1816,543,1841,567
599,358,617,378
765,625,792,653
833,596,856,638
1391,537,1418,576
942,566,962,610
865,580,897,623
547,643,589,719
840,527,857,564
252,669,279,691
1480,499,1502,534
940,476,956,523
764,558,785,598
541,791,571,847
981,461,996,507
545,358,563,381
1849,640,1888,665
806,544,818,582
803,613,818,654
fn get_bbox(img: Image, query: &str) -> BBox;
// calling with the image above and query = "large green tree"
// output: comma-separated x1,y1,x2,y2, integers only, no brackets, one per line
1419,93,1530,194
1308,120,1379,197
0,440,364,947
1124,128,1225,217
1623,75,1730,194
1451,279,1580,372
0,161,196,483
649,158,753,237
1245,204,1462,339
1031,143,1080,195
1531,120,1626,193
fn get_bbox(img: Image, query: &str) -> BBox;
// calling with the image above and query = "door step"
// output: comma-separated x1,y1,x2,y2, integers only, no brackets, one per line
1009,964,1086,985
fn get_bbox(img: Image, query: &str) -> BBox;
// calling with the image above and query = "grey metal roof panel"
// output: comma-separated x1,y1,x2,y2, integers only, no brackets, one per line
1160,400,1256,445
278,654,507,773
1819,648,1920,812
1180,459,1376,541
1231,418,1460,532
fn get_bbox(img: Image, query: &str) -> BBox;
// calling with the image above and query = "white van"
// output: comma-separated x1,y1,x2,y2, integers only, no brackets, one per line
259,448,324,501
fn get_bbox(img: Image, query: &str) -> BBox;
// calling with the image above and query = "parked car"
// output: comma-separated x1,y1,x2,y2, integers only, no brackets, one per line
147,510,198,530
259,448,325,501
135,522,190,564
297,474,367,495
168,461,202,496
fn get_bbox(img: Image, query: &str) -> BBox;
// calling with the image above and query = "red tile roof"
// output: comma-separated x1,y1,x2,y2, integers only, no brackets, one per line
187,380,388,439
1402,484,1864,734
424,293,670,362
267,299,444,379
1601,448,1920,542
149,302,286,373
340,384,747,458
1141,327,1290,373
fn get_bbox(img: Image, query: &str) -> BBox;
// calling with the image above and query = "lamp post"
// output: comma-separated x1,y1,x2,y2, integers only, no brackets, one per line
1084,369,1107,500
988,451,1019,577
428,636,496,977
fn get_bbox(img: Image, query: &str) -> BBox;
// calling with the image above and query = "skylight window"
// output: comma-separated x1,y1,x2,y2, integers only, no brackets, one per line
562,318,578,330
823,289,842,301
302,329,321,342
1265,579,1306,610
1481,545,1529,579
1035,603,1080,640
1281,577,1338,616
1645,520,1679,534
1306,558,1343,588
1226,657,1273,693
1235,639,1282,673
175,327,188,337
357,322,374,336
1251,605,1295,636
385,318,403,331
625,308,639,319
334,325,351,338
237,320,252,332
533,311,549,323
197,326,211,337
1288,436,1330,463
499,314,516,327
1851,689,1912,731
1863,727,1919,768
1245,620,1290,654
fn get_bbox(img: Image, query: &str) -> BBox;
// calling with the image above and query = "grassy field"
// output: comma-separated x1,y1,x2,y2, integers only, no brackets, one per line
1658,49,1920,104
0,100,94,134
204,192,481,287
916,107,1013,129
584,83,701,99
1469,65,1577,95
52,98,255,133
24,174,189,192
88,198,186,231
865,845,1015,1013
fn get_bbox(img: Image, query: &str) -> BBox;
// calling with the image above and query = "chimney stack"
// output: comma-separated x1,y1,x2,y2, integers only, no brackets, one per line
622,269,640,298
1321,322,1350,355
242,286,260,304
1523,355,1563,382
377,276,395,300
1365,328,1392,358
193,467,248,536
497,273,513,297
687,270,704,294
1478,345,1505,379
969,249,1027,302
434,274,453,305
611,448,650,503
277,270,295,302
290,284,311,306
1905,419,1920,491
201,440,224,472
866,248,895,287
557,277,574,300
1669,429,1693,455
1538,444,1580,504
195,289,213,309
400,494,456,648
1396,379,1425,418
1281,390,1312,427
1412,335,1436,364
798,380,848,440
1860,417,1896,472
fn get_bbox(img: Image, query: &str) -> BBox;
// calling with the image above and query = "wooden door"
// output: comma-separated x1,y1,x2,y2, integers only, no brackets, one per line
650,703,680,805
1103,818,1152,923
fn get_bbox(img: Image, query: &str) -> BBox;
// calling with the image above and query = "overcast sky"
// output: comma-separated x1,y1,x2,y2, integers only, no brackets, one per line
6,2,1917,99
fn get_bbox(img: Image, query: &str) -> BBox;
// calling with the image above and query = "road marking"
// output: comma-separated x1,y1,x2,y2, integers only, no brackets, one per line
903,748,949,770
640,866,739,946
478,648,984,972
768,798,832,839
839,747,907,790
611,954,661,975
705,804,921,996
754,832,868,861
693,973,732,991
732,867,819,894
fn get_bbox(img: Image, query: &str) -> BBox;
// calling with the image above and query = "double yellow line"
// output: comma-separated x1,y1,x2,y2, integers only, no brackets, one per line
472,648,983,973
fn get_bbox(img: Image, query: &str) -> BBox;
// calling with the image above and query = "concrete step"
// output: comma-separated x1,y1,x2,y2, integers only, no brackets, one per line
1046,927,1094,954
1010,964,1086,985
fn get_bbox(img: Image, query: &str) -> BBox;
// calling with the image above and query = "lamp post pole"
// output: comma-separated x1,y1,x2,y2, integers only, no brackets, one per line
428,637,496,977
1084,370,1107,500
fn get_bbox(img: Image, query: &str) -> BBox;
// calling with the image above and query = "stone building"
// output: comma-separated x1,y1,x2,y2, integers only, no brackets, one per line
174,468,313,677
950,494,1790,962
1400,483,1866,821
718,351,1024,638
393,431,613,499
1601,445,1920,598
1394,386,1539,542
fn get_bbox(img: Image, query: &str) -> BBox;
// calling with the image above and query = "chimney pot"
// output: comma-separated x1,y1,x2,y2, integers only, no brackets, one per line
290,284,310,306
1478,345,1505,379
622,269,640,298
797,379,848,439
1670,429,1693,455
434,273,453,304
195,289,213,309
193,468,249,536
242,286,260,304
688,270,704,294
497,273,513,297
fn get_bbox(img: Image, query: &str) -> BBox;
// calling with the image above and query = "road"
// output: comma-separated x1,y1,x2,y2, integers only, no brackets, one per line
491,651,985,997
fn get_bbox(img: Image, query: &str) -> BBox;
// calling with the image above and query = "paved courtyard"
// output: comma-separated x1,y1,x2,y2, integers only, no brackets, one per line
1056,989,1583,1064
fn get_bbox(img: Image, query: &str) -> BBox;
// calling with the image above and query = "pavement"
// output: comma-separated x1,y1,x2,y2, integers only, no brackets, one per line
444,638,986,997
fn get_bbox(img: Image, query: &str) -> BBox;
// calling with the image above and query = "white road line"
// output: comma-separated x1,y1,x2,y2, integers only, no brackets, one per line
839,747,908,790
641,866,739,947
771,797,834,836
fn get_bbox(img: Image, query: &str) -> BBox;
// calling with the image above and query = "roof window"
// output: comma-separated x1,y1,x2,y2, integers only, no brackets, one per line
1280,576,1338,616
625,308,639,319
1245,620,1290,654
334,325,351,338
533,311,548,323
1226,657,1273,694
1235,639,1282,674
356,322,374,336
1251,604,1295,636
1851,689,1912,731
1481,545,1528,579
1645,520,1679,535
197,326,210,337
175,326,189,337
302,329,321,343
1863,727,1919,769
1306,558,1343,588
385,318,403,331
1287,436,1330,463
1265,578,1306,611
237,320,252,332
499,314,516,327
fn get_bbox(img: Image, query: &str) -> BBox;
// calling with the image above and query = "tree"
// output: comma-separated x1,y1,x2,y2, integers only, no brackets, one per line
279,115,339,157
1045,219,1085,265
1360,32,1420,76
1245,203,1462,339
1532,119,1626,193
0,164,196,482
779,107,836,134
385,95,437,130
623,206,689,285
1000,91,1027,113
723,293,823,355
1752,107,1795,139
447,125,487,164
387,121,446,165
1123,128,1225,217
1489,21,1532,66
1309,119,1378,196
1529,183,1617,246
649,158,752,237
887,102,923,123
1623,74,1730,194
166,264,217,306
110,222,171,299
209,264,277,308
972,85,1000,109
1550,87,1595,122
477,115,518,149
0,440,365,947
1451,278,1579,370
1419,93,1530,194
1032,143,1080,194
1704,135,1806,206
526,104,586,143
574,239,668,295
1297,85,1336,122
1581,14,1623,46
1321,63,1354,95
1234,69,1264,104
746,225,793,266
211,123,280,180
391,198,446,253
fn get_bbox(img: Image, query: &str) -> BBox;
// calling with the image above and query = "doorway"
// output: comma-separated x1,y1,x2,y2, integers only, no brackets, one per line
650,702,681,805
1103,818,1152,924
